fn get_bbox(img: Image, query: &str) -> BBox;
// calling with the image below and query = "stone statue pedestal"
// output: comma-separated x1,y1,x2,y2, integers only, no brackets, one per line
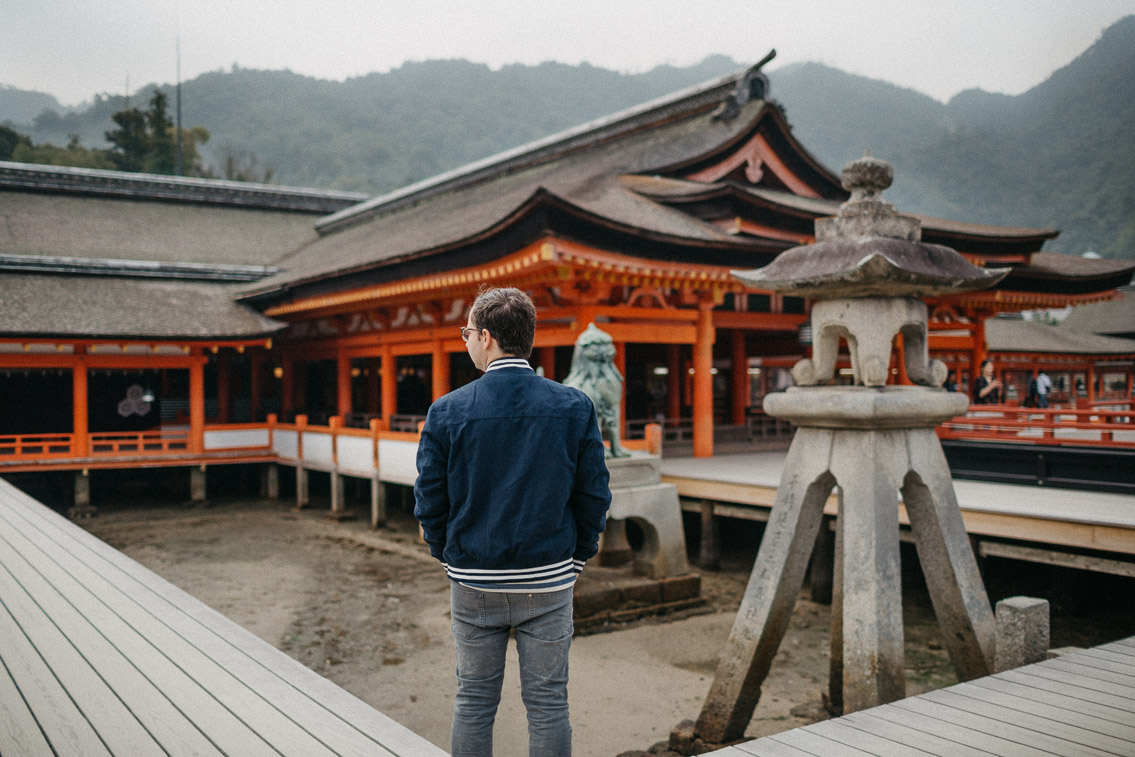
598,453,690,579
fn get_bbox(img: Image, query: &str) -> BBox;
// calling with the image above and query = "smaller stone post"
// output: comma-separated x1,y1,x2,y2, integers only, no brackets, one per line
190,465,207,503
995,596,1050,672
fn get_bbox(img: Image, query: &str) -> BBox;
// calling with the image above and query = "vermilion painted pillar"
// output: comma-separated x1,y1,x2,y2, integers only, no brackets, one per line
693,298,715,458
614,341,627,438
249,351,263,421
216,350,231,423
366,357,380,415
281,357,295,418
189,356,205,454
539,346,556,380
973,316,987,382
381,346,396,429
432,339,450,401
895,334,910,386
732,330,748,425
72,353,89,457
667,344,681,424
337,351,352,420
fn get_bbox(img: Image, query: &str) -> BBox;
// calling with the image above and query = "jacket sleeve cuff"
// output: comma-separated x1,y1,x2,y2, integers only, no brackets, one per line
572,558,586,574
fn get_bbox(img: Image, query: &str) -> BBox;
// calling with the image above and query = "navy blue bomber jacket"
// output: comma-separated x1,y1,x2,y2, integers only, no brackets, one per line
413,358,612,592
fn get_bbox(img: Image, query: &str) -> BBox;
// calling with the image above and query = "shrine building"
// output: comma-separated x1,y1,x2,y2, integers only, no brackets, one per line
2,61,1133,498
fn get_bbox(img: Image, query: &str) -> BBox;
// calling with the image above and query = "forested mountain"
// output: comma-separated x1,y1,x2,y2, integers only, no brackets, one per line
2,16,1132,258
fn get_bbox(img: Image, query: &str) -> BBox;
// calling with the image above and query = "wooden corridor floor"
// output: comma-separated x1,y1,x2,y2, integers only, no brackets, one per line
662,451,1135,564
0,477,446,757
708,637,1135,756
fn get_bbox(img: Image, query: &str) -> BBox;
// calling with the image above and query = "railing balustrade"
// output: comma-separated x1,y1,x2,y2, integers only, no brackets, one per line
939,402,1135,448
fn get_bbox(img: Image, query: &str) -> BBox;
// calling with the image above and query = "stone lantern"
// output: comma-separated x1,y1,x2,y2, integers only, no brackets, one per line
688,155,1007,747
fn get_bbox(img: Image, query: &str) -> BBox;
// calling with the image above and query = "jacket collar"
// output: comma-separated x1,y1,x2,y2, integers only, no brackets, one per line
485,357,533,373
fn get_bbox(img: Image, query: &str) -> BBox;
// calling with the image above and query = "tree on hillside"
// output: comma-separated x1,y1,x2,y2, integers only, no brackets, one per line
145,91,176,174
0,125,32,160
104,90,210,176
105,104,149,171
12,134,115,170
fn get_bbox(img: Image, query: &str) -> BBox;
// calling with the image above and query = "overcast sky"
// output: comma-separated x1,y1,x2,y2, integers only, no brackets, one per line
4,1,1133,107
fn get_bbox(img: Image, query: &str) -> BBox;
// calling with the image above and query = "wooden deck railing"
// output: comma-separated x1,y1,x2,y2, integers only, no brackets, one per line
939,403,1135,448
0,433,75,460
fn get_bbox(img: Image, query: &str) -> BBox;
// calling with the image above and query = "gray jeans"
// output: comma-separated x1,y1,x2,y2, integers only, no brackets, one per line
449,582,574,757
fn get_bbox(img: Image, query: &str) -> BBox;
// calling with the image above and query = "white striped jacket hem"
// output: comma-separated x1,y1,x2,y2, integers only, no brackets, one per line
443,558,585,593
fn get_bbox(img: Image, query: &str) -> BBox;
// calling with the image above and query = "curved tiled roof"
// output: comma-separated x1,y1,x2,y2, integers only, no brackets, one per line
0,272,284,340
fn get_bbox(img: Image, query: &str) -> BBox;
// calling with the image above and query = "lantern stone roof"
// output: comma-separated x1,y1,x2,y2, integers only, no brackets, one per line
732,155,1010,299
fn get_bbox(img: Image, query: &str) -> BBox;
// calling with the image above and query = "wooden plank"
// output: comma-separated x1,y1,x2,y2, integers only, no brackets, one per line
1098,640,1135,658
0,527,230,756
0,555,168,756
999,668,1135,712
0,657,54,757
891,696,1110,757
922,686,1133,755
839,710,994,757
1077,647,1135,672
970,675,1135,728
976,540,1135,577
870,700,1054,756
770,729,876,756
0,500,283,757
729,736,821,756
0,595,111,756
1,482,442,756
0,495,384,757
803,718,938,756
1044,656,1135,688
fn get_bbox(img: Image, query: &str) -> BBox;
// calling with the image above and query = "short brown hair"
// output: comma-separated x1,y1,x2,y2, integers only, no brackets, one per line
469,287,536,358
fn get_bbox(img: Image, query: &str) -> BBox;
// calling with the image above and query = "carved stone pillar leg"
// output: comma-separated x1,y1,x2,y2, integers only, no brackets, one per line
828,500,844,714
902,428,995,680
829,429,906,712
694,428,835,743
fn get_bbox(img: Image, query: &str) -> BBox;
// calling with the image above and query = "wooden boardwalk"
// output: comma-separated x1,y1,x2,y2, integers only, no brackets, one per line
0,477,446,756
663,451,1135,572
707,637,1135,756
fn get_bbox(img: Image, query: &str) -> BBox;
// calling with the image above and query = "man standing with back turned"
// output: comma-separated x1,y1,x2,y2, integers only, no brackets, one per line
414,287,611,757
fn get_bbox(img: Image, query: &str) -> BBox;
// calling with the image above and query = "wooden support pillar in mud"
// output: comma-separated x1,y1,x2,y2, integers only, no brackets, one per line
294,415,309,509
371,475,387,528
261,462,280,499
699,498,721,571
190,465,207,503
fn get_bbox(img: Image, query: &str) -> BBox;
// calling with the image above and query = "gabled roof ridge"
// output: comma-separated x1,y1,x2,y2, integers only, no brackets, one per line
0,160,367,213
314,67,747,236
0,253,281,282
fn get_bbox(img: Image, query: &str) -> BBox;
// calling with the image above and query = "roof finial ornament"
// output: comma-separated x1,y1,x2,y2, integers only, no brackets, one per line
713,49,776,121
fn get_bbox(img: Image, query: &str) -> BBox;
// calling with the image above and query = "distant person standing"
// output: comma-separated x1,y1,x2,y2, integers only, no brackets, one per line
972,359,1002,404
414,287,611,757
1035,370,1052,408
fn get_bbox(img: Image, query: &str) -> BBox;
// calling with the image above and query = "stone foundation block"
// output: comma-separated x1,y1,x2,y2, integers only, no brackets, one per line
995,595,1049,672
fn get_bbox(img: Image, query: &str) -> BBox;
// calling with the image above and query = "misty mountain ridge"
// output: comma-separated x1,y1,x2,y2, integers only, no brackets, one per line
2,15,1132,259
